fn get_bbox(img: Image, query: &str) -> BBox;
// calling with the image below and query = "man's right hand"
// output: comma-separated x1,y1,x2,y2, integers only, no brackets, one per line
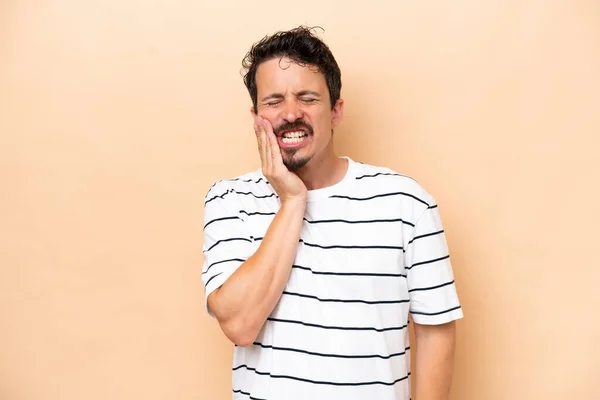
205,114,307,346
253,114,308,204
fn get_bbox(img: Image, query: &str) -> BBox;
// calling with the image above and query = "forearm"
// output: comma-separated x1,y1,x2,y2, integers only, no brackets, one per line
413,321,456,400
208,199,306,345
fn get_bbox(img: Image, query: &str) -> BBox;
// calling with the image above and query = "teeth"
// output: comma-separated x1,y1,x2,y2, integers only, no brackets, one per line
281,135,306,144
282,131,306,138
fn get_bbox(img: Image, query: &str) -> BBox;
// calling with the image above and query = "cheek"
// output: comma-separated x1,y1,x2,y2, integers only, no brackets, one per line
307,110,331,131
259,112,278,126
313,114,332,137
311,127,333,151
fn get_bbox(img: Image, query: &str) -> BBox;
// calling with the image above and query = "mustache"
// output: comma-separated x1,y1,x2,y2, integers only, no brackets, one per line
273,120,314,136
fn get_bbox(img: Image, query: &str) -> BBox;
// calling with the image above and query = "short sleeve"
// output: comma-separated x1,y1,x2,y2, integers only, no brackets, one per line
201,181,255,317
405,197,463,325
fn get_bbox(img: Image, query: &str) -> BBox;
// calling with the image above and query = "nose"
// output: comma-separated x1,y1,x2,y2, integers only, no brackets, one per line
281,98,304,123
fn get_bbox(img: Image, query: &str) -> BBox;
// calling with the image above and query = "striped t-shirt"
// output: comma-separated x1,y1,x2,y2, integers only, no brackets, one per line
202,156,463,400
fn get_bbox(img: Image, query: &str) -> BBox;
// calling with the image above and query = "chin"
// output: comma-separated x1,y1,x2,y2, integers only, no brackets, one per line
283,155,311,171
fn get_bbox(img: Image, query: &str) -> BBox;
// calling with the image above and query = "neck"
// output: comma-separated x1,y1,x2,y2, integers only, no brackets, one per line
295,152,347,191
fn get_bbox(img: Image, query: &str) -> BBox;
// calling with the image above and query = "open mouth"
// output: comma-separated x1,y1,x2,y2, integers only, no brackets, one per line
278,130,308,147
280,130,308,145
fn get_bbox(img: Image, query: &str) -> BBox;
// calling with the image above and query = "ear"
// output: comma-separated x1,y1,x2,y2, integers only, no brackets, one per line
331,98,344,129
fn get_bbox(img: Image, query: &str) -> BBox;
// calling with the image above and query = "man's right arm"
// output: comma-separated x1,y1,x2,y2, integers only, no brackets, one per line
205,115,308,347
207,197,305,346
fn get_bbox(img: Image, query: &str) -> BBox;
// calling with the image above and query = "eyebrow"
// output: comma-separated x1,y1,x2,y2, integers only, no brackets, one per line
296,90,321,97
261,91,321,102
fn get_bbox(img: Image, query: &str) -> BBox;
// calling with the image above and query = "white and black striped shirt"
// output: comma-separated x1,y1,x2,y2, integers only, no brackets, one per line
202,157,463,400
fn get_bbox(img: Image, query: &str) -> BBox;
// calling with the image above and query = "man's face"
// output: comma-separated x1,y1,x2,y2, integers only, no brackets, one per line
254,57,343,171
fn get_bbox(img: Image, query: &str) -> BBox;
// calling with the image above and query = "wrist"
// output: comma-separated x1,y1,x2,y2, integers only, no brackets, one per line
280,196,307,212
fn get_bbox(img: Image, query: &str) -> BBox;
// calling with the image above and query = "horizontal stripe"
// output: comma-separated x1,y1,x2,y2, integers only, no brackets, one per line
407,254,450,270
240,210,276,217
232,364,410,386
210,177,269,190
411,305,462,316
204,272,223,286
232,389,266,400
355,172,415,181
330,191,429,206
252,237,403,251
293,264,407,278
408,280,455,293
428,204,438,209
205,189,277,205
205,190,231,205
304,217,415,227
240,211,415,227
203,215,240,229
251,341,410,360
408,230,444,245
205,237,252,252
267,317,408,332
231,177,269,185
203,258,245,275
301,240,404,251
282,290,409,305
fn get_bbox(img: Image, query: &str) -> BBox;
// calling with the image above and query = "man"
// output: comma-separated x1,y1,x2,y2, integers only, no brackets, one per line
202,26,463,400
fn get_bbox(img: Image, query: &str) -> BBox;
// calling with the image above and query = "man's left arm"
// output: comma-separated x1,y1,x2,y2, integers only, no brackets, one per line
405,192,463,400
413,321,456,400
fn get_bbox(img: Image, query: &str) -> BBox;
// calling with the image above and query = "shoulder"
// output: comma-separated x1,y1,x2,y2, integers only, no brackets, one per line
204,168,271,205
350,159,436,208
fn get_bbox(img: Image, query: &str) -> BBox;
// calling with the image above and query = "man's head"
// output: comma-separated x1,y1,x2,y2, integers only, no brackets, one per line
242,26,343,171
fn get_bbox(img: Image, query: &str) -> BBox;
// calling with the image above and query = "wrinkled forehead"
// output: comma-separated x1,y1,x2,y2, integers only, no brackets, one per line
256,57,328,97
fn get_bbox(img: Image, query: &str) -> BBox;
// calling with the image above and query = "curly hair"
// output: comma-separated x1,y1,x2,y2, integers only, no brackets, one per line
241,26,342,113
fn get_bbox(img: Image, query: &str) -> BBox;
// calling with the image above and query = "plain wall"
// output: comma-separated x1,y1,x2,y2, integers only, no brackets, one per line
1,1,599,399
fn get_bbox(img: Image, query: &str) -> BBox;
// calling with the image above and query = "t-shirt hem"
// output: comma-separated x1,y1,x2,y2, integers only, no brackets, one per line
410,308,464,325
203,267,238,318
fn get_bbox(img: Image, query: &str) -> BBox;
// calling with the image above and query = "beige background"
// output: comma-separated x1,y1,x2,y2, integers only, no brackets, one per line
1,1,599,399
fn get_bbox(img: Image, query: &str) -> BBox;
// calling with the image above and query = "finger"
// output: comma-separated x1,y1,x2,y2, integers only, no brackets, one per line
262,121,273,172
254,121,267,168
253,122,261,153
263,119,282,167
267,127,282,167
